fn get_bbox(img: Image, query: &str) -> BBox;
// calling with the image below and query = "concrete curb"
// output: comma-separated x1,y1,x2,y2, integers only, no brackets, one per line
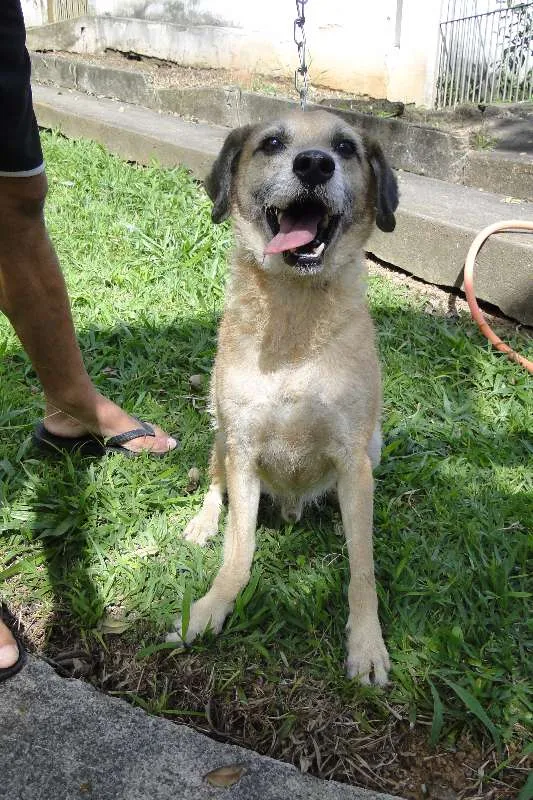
32,85,533,324
368,172,533,324
33,84,226,175
29,51,533,200
29,52,468,181
464,149,533,203
1,657,401,800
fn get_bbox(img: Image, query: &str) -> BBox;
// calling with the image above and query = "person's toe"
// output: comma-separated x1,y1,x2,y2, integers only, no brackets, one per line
120,424,177,454
0,620,19,669
0,642,19,668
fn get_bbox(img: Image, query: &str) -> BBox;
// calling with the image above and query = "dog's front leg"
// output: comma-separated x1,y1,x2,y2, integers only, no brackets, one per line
170,451,260,644
337,451,390,685
183,432,226,546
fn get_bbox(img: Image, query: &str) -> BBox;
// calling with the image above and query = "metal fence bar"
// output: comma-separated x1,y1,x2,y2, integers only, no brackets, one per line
472,11,487,103
50,0,88,22
456,13,468,103
482,8,496,104
521,19,532,99
461,17,479,103
436,2,533,107
449,19,460,106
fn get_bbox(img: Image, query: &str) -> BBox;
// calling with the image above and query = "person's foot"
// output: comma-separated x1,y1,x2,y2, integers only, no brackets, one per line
0,618,19,669
43,393,177,455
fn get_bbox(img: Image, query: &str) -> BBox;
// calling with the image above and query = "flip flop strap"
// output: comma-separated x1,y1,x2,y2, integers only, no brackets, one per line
106,422,155,447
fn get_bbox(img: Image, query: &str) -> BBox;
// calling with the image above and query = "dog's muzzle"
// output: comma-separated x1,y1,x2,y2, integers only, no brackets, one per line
264,199,341,273
262,149,342,274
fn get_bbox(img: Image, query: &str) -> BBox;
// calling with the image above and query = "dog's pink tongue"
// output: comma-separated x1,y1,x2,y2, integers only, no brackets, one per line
264,209,321,255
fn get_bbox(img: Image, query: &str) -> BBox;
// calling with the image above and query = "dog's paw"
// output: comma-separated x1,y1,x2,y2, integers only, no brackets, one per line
183,510,218,546
346,621,390,686
167,594,231,644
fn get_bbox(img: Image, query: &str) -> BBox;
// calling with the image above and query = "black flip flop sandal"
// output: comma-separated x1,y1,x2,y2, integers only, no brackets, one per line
33,420,177,458
0,605,27,683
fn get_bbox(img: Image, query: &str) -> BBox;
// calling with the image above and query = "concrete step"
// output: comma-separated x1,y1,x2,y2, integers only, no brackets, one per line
32,85,533,324
369,171,533,324
1,657,399,800
29,51,533,201
33,83,227,176
464,149,533,204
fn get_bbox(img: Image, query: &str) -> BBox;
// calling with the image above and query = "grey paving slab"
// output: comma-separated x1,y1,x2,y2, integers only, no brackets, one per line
0,657,400,800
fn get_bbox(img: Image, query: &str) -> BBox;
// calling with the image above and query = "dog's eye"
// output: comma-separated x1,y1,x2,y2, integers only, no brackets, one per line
261,136,285,155
335,139,357,159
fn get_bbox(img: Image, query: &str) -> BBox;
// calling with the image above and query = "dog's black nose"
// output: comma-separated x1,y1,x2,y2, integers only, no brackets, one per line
293,149,335,187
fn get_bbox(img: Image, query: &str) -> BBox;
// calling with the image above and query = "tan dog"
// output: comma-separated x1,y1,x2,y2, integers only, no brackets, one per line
168,110,398,685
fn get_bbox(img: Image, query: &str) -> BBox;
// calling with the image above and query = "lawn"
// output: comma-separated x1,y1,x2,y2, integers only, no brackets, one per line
1,132,531,799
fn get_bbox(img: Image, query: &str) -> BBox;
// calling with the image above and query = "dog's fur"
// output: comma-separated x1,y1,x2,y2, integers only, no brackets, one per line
168,110,398,685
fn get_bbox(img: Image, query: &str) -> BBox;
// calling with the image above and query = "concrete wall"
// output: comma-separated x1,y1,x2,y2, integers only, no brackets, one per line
23,0,446,106
21,0,47,26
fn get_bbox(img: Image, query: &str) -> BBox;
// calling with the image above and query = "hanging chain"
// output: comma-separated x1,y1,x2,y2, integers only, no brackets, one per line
294,0,309,109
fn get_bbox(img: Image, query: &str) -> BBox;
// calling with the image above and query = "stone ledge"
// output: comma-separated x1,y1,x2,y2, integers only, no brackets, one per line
32,85,533,324
30,52,468,184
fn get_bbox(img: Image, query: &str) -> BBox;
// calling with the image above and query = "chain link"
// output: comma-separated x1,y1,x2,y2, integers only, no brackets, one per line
294,0,308,109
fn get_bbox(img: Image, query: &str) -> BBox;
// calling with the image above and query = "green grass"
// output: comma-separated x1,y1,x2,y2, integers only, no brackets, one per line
1,132,532,795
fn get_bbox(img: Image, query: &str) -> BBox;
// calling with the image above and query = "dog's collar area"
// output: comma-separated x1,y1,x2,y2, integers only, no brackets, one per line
264,200,340,272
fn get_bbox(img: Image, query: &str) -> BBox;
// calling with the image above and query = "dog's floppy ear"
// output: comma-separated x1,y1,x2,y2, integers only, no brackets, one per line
205,125,255,223
366,140,399,233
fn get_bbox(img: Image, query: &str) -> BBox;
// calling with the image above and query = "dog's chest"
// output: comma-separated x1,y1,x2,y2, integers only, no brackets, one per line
222,360,330,431
219,360,347,492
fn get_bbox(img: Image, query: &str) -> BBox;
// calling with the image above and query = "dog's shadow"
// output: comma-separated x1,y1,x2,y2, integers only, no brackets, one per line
1,299,530,687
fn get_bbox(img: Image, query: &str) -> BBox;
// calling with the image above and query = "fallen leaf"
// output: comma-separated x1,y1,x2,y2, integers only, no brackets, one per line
134,544,159,558
98,614,131,635
188,374,204,391
185,466,201,493
204,764,246,788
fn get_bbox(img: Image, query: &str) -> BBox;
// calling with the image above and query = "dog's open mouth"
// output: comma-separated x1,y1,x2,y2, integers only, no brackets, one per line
264,200,340,272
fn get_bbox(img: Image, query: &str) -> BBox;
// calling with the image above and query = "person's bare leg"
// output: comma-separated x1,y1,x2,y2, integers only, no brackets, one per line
0,619,18,669
0,173,176,453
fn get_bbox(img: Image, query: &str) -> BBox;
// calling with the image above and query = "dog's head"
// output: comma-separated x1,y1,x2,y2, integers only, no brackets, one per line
206,110,398,277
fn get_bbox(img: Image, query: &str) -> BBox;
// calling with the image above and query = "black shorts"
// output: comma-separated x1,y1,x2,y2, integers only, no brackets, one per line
0,0,44,176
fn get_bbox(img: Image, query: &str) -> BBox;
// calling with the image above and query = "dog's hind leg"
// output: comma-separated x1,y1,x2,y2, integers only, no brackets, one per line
183,433,226,546
171,451,260,643
337,450,390,686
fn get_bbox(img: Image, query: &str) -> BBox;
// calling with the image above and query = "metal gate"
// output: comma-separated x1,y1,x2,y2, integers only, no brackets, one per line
436,2,533,107
47,0,88,23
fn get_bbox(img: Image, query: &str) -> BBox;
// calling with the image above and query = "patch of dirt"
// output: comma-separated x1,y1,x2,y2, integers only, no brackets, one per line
366,255,532,339
9,604,528,800
52,48,349,103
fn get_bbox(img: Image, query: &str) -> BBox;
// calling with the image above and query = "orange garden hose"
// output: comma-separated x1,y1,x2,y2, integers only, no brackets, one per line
463,220,533,374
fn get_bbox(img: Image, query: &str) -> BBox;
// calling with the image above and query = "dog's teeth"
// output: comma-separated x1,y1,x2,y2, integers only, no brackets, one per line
312,242,326,256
